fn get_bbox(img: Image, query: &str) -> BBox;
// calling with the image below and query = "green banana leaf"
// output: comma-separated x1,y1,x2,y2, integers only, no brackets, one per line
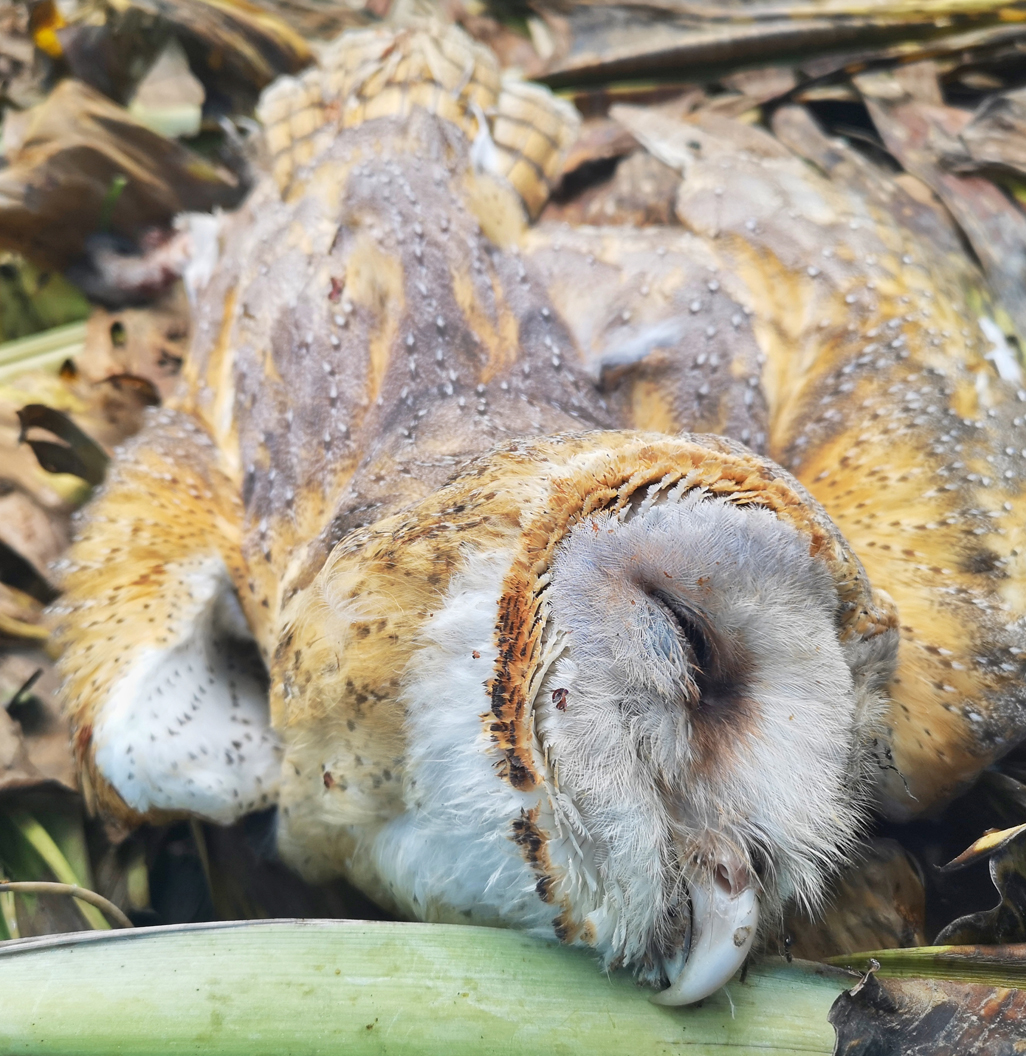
0,919,848,1055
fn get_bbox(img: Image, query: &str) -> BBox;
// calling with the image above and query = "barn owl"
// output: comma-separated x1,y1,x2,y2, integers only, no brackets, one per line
51,24,1026,1004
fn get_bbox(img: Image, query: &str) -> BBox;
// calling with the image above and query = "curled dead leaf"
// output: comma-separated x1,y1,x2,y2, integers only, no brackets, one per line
955,86,1026,179
0,80,241,271
0,655,76,792
17,404,110,487
936,824,1026,946
831,972,1026,1055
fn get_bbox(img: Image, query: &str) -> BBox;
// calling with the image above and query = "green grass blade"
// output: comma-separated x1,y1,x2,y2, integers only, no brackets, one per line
0,321,87,382
0,920,848,1055
0,889,16,940
7,812,109,931
35,809,94,889
0,814,49,931
828,944,1026,989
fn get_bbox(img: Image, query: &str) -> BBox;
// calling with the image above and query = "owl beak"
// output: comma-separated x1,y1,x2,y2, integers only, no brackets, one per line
651,857,759,1006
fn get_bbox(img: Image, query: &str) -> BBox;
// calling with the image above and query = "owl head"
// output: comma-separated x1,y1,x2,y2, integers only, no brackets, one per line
275,431,898,1004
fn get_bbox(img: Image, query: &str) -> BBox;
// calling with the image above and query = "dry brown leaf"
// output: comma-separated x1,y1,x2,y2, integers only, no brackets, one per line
721,65,797,102
119,0,313,90
127,37,205,138
0,703,40,792
2,331,180,478
936,824,1026,945
0,654,75,791
0,581,47,640
536,0,1026,89
0,372,89,511
956,86,1026,179
559,117,640,180
78,285,190,402
0,0,44,109
831,972,1026,1055
769,104,959,241
0,333,177,635
50,0,313,106
0,652,75,792
892,59,945,106
0,488,68,582
455,5,543,73
0,80,241,270
16,404,110,486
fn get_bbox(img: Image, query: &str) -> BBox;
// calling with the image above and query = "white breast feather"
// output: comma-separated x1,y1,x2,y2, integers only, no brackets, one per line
371,549,557,936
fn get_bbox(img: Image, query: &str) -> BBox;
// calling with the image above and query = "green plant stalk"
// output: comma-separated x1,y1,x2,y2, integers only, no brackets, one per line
0,888,16,940
0,321,87,383
0,920,849,1056
0,883,132,930
0,815,49,932
30,808,94,892
829,944,1026,988
7,812,109,931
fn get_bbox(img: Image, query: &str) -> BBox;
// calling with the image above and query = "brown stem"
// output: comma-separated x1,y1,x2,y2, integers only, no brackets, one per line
0,881,134,930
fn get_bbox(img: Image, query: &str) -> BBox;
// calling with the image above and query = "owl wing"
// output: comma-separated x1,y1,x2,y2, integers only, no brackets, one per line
521,223,771,453
52,409,280,826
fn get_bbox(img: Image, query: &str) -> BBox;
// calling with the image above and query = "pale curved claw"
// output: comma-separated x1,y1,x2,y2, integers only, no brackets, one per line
651,862,759,1007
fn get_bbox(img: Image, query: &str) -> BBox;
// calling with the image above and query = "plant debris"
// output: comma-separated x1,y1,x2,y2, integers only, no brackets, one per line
831,972,1026,1055
935,824,1026,946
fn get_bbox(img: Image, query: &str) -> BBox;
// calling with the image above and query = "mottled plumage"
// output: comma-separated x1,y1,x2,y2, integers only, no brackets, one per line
51,23,1026,1002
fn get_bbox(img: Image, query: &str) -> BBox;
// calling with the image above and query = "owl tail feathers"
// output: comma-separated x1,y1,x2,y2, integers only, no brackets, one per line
256,23,578,219
49,408,281,828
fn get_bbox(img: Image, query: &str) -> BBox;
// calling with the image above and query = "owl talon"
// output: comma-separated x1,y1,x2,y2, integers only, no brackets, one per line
651,860,759,1007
